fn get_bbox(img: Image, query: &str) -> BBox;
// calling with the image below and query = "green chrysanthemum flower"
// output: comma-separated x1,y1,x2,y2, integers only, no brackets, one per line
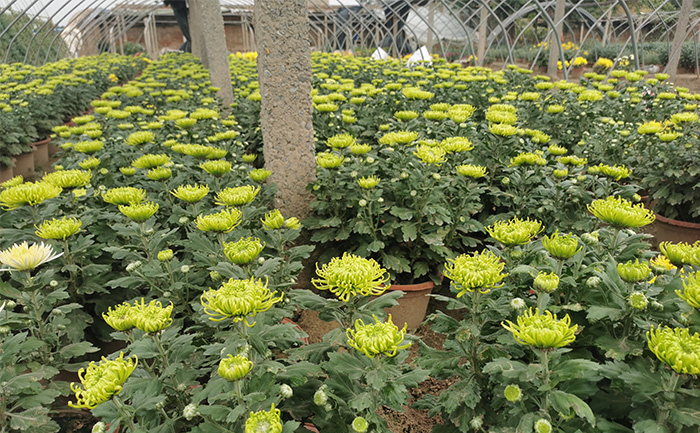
677,272,700,309
316,152,345,169
223,237,265,264
489,123,519,136
200,160,232,176
132,153,171,169
249,168,272,182
146,167,172,181
456,164,487,178
378,130,418,146
201,277,282,326
125,131,155,146
327,133,356,148
261,209,285,230
647,326,700,375
219,354,253,381
245,404,283,433
487,217,543,246
35,217,82,240
158,249,174,262
659,241,700,266
502,308,577,348
74,140,104,154
0,175,23,188
196,208,242,233
533,271,560,293
312,253,389,302
242,154,257,163
347,314,410,358
43,169,92,189
102,302,136,331
509,152,546,167
0,182,62,210
118,201,159,222
587,196,655,228
171,184,209,203
79,157,101,170
102,187,146,205
413,144,446,165
440,136,474,152
132,298,173,333
357,176,380,189
444,250,508,296
542,231,581,260
120,167,137,176
596,163,631,181
350,143,372,155
617,259,651,283
394,110,419,121
215,185,260,206
68,353,137,409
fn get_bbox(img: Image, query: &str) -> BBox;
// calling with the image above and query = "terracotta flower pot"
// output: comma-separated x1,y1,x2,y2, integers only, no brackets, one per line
642,199,700,246
12,152,34,178
383,280,435,330
31,137,51,168
0,163,12,182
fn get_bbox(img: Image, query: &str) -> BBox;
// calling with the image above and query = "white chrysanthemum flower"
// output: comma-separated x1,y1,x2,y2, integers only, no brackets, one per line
0,241,63,271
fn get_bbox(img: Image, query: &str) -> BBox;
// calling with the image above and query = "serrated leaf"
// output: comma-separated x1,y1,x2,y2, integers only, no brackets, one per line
550,390,595,425
390,206,413,220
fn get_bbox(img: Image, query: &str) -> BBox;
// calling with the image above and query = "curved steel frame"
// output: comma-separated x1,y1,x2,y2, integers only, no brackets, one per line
0,0,696,74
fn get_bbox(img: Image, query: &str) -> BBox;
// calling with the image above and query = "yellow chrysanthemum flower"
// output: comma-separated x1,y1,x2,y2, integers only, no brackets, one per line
347,314,410,358
69,353,138,409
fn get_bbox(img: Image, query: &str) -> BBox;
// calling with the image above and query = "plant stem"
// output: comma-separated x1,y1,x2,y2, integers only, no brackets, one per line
537,349,552,415
113,395,138,432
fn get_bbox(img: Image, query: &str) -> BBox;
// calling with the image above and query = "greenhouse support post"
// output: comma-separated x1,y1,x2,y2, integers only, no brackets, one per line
254,0,316,219
666,0,693,80
189,0,234,107
547,0,566,78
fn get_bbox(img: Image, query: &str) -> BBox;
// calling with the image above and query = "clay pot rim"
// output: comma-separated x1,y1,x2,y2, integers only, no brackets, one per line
30,137,51,146
654,213,700,229
645,198,700,229
385,280,435,292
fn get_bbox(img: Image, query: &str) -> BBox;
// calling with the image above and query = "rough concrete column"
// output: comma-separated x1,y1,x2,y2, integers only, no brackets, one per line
667,0,693,81
188,0,234,106
477,1,488,66
254,0,316,219
547,0,566,78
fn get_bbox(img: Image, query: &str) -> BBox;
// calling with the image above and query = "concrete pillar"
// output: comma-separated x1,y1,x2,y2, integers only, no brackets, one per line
667,0,693,80
254,0,316,219
547,0,566,78
477,1,488,66
188,0,234,106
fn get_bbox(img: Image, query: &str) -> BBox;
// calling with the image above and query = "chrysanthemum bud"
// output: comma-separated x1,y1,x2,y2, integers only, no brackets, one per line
511,297,526,310
183,403,199,421
504,384,522,402
534,419,552,433
586,276,601,288
279,384,293,399
352,416,369,433
628,291,648,310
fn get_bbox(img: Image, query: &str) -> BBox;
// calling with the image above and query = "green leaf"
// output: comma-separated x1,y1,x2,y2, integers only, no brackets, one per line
550,390,595,426
401,223,418,242
390,206,413,220
595,335,644,360
59,342,98,359
586,305,624,322
633,420,669,433
672,408,700,426
366,240,385,253
422,232,444,246
198,404,232,422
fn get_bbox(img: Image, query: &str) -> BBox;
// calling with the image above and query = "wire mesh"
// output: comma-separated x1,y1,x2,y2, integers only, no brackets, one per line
0,0,698,75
